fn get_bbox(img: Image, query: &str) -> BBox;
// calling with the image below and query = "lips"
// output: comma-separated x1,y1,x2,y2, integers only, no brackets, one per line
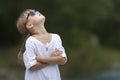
36,11,41,16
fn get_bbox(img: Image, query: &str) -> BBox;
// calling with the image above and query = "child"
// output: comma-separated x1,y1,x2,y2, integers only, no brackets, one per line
16,9,67,80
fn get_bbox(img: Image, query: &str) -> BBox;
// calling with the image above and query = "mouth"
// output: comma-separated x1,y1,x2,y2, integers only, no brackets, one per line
36,11,41,16
36,13,41,16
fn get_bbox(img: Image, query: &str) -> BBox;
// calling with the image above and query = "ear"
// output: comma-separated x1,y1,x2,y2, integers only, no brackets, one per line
26,23,33,29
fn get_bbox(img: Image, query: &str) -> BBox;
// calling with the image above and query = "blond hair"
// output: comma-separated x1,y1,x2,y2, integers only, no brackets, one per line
16,9,33,34
16,9,34,65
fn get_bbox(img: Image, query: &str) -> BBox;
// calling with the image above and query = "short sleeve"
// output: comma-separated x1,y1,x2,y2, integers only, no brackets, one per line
23,37,37,69
55,34,67,63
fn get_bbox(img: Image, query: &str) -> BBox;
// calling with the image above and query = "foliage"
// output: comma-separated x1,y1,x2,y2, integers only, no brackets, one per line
1,0,120,77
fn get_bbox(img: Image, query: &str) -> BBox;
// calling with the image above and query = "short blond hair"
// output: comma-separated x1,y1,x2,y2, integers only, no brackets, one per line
16,9,34,35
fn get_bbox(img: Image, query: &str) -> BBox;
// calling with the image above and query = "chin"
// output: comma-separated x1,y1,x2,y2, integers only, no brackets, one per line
42,16,45,22
40,18,45,24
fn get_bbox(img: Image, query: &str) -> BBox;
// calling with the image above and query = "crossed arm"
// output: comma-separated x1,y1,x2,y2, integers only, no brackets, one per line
29,49,66,71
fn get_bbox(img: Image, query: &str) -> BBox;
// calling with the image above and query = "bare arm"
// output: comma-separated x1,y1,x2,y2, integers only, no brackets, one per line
36,50,66,65
29,50,62,71
29,61,48,71
40,56,66,65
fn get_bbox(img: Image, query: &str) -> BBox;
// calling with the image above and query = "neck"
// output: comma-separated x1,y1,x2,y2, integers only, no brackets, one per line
32,25,48,36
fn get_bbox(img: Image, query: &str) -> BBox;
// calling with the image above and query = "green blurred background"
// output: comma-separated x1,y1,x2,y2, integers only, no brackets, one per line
1,0,120,80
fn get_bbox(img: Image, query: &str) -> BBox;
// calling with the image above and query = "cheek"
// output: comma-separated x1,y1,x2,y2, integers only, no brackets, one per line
30,15,45,24
29,17,38,23
31,18,42,25
38,16,45,23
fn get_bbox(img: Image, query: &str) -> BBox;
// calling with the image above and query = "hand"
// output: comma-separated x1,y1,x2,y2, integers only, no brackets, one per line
51,49,62,57
36,54,45,62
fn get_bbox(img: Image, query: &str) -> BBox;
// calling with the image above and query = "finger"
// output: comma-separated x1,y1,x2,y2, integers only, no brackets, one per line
55,48,58,51
36,54,39,56
58,50,62,54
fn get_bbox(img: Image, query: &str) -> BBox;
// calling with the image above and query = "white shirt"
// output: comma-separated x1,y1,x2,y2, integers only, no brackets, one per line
23,33,67,80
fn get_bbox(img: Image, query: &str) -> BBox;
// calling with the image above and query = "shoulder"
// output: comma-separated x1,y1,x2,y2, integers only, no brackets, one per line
51,33,62,42
25,36,35,44
51,33,61,39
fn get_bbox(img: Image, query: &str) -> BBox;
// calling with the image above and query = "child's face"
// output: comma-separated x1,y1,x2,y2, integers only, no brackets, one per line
26,10,45,25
